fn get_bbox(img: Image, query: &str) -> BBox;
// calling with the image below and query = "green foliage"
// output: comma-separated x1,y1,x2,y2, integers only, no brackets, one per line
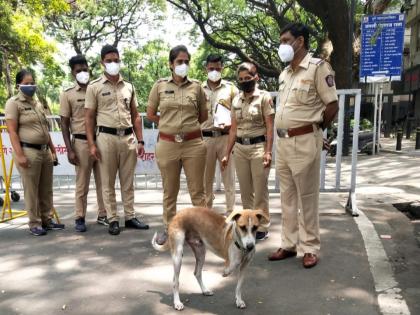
120,40,171,112
0,0,68,110
46,0,166,54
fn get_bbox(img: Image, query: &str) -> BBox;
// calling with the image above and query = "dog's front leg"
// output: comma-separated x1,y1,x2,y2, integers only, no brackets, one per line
223,246,241,277
235,251,254,309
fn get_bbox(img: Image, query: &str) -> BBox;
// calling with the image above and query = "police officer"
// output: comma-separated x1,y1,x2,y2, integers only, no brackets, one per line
202,54,238,215
222,62,274,240
268,23,338,268
5,69,64,236
60,55,107,232
147,45,208,245
85,45,149,235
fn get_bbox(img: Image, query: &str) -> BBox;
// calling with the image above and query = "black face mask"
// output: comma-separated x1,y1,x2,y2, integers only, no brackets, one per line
238,79,256,93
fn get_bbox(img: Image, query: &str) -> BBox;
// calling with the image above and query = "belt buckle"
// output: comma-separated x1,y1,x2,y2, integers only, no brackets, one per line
243,137,251,145
175,133,184,143
41,144,48,150
277,128,289,138
117,129,125,137
213,130,222,137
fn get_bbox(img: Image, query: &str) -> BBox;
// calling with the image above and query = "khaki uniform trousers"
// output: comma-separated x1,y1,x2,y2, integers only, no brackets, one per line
15,148,53,229
276,129,323,254
203,135,235,212
233,142,270,232
96,132,137,223
73,138,106,219
155,138,207,227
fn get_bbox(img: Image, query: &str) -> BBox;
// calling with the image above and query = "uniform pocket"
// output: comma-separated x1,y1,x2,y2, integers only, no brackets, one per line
294,82,316,105
249,103,262,123
233,107,242,120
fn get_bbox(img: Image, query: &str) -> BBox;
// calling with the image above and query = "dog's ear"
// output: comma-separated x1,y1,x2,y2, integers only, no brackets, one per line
225,210,243,224
255,210,270,228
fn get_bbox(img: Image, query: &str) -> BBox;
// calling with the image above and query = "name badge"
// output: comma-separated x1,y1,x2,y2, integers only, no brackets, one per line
77,99,85,102
164,90,175,94
102,92,111,96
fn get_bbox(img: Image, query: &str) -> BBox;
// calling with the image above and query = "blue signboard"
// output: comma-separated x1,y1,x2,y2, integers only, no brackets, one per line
360,13,405,82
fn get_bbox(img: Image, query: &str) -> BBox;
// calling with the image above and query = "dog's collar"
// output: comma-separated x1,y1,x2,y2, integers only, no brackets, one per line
234,240,243,250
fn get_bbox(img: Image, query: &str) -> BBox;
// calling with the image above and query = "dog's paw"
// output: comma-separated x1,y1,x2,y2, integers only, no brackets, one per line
236,299,246,309
202,290,214,296
174,301,184,311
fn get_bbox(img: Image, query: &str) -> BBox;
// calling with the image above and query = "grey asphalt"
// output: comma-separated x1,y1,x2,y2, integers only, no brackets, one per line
0,150,419,315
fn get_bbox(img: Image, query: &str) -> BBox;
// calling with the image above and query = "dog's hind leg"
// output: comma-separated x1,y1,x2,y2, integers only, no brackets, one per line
172,232,185,311
188,240,213,296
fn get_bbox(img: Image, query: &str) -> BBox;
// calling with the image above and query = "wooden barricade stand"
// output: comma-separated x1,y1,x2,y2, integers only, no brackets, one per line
0,126,61,223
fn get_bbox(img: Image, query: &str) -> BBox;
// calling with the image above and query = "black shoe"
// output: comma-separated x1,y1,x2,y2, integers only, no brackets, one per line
156,229,168,245
43,220,65,230
29,227,47,236
97,216,109,226
75,218,87,232
125,217,149,230
108,221,120,235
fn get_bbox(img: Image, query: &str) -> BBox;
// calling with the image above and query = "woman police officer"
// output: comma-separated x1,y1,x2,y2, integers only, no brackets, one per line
147,45,208,244
5,69,64,236
222,62,274,240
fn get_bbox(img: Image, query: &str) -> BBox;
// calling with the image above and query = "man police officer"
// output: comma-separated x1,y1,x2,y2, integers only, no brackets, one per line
268,23,338,268
85,44,149,235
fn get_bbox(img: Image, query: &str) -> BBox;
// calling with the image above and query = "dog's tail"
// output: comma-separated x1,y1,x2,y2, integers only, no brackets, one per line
151,232,170,252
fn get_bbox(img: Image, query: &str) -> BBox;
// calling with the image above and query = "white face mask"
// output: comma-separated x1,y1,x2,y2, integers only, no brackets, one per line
174,63,189,78
75,71,90,85
207,70,222,82
278,44,295,63
104,62,120,76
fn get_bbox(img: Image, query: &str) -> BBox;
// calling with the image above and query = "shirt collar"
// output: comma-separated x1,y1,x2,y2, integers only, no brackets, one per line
17,91,33,103
168,75,192,86
239,87,261,100
203,79,226,90
286,52,312,73
101,73,124,84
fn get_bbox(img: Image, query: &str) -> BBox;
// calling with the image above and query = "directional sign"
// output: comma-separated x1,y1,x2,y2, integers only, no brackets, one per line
360,13,405,82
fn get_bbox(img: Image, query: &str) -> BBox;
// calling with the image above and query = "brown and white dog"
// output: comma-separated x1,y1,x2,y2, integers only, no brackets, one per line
151,207,269,311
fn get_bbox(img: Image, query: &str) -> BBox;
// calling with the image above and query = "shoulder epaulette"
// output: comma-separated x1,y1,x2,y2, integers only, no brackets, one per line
89,77,102,85
190,78,201,84
64,85,76,92
309,57,324,66
157,77,169,83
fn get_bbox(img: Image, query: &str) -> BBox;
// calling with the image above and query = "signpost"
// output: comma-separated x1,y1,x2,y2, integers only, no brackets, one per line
360,13,405,154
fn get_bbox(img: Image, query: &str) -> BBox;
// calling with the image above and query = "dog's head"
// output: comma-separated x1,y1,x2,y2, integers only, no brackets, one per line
225,210,270,252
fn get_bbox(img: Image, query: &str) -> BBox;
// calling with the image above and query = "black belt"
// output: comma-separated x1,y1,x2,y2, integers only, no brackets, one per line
98,126,133,136
202,130,229,137
73,134,87,140
235,135,266,145
20,142,48,151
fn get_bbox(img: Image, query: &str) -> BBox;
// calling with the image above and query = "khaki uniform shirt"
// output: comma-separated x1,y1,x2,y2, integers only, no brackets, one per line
85,74,137,129
147,76,208,134
231,88,275,138
59,83,86,134
275,53,338,129
201,79,239,131
5,92,50,144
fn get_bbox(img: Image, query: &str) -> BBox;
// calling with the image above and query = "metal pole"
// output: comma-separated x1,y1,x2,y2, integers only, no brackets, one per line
372,84,378,156
377,84,383,153
335,94,346,190
396,128,403,151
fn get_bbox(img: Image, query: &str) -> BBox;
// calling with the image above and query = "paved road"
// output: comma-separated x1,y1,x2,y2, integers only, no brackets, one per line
0,152,418,315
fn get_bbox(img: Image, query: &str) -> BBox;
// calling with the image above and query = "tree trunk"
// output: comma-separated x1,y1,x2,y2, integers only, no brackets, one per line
2,50,14,98
297,0,352,89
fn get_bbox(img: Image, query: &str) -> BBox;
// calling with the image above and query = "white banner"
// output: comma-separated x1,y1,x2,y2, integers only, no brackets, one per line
0,130,160,176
